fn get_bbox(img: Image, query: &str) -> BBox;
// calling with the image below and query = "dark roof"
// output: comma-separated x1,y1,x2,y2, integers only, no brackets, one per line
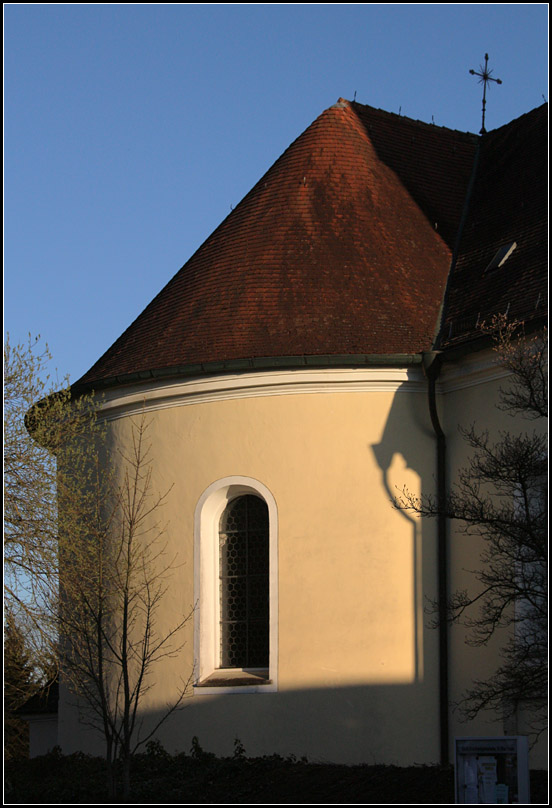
76,99,476,390
350,103,476,251
438,103,548,348
16,679,59,716
75,100,546,391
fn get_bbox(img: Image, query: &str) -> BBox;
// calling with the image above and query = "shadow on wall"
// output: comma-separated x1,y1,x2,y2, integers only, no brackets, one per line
371,378,438,687
61,679,441,766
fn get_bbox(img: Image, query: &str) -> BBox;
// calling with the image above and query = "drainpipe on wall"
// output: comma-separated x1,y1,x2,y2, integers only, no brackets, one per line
424,139,481,767
422,349,448,766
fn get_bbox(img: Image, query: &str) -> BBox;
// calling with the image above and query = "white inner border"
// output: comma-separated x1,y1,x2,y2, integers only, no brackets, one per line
98,367,426,421
95,357,508,423
193,476,279,695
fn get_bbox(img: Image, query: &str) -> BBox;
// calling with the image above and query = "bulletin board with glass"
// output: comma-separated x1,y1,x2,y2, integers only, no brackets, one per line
455,737,529,804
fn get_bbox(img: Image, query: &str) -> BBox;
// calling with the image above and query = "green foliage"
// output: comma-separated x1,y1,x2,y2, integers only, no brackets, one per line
3,610,37,759
190,736,211,760
4,335,59,657
10,747,548,804
146,739,171,759
4,334,103,672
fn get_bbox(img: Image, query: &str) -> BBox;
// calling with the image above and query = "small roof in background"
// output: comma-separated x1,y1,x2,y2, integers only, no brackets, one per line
16,679,59,717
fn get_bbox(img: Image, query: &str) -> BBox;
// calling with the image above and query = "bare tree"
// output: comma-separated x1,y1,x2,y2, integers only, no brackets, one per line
58,413,193,799
4,336,192,797
397,317,547,739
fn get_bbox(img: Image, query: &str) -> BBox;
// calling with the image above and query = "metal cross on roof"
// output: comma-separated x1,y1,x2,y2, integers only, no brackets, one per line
469,53,502,134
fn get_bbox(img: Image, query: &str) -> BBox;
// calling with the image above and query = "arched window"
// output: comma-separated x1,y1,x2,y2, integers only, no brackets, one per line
219,495,269,668
194,477,278,693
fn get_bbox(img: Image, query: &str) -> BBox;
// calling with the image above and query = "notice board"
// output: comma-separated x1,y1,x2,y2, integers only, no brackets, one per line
455,737,529,803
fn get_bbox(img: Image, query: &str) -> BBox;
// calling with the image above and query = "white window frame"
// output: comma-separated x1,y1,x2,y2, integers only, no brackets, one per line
193,476,278,694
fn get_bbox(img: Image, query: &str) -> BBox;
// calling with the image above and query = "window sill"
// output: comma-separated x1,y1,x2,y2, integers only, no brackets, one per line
194,668,275,694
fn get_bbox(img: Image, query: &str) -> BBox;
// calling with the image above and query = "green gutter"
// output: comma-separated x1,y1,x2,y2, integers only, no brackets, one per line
72,353,423,395
422,350,449,765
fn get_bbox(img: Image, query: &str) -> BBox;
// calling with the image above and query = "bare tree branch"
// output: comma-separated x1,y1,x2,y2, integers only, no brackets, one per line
58,413,193,799
396,319,547,741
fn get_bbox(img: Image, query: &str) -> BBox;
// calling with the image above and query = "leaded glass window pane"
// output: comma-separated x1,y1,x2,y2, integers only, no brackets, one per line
219,495,269,668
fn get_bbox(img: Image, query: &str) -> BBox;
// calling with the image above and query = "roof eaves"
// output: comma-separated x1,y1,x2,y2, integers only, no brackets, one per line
72,353,424,395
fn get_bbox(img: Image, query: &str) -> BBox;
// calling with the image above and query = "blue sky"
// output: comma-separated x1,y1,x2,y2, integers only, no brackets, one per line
5,4,548,384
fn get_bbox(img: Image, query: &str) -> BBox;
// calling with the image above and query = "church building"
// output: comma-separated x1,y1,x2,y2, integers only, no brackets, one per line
58,98,546,767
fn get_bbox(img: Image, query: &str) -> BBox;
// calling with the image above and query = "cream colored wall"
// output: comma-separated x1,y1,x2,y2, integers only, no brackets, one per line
441,350,547,769
57,357,547,768
58,374,443,765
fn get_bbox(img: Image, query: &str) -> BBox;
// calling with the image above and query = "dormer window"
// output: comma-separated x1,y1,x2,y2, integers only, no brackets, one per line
485,242,517,274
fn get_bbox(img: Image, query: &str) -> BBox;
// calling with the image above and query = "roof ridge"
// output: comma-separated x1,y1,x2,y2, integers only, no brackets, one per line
349,98,479,138
483,100,548,135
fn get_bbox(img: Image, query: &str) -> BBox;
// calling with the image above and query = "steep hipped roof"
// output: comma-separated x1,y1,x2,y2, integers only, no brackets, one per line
438,103,548,348
76,99,477,390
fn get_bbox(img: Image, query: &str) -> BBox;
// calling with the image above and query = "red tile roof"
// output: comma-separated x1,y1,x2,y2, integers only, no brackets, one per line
76,99,545,391
351,103,476,251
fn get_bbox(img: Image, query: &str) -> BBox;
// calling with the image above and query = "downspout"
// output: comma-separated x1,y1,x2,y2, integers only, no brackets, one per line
425,138,481,766
422,350,448,765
